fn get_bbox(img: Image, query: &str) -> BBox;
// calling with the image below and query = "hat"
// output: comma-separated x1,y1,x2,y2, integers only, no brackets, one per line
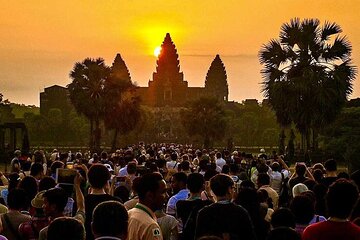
241,160,247,164
104,164,114,173
292,183,308,197
31,190,46,209
260,148,266,153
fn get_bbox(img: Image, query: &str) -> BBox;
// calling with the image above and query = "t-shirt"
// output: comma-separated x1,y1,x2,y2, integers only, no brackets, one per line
176,199,212,240
85,194,122,240
195,202,256,240
302,220,360,240
156,214,178,240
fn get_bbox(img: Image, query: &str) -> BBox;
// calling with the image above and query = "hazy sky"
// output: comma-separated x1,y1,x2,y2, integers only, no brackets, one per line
1,0,359,106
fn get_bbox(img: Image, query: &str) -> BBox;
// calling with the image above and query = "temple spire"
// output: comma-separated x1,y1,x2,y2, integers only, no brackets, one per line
205,54,229,101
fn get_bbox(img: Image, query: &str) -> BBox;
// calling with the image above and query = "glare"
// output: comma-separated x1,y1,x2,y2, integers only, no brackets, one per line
154,46,161,57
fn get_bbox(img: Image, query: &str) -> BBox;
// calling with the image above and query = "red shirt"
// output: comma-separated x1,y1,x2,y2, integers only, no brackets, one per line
302,220,360,240
19,216,50,240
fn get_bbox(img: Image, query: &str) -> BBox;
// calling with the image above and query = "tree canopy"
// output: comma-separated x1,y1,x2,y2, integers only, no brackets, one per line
259,18,357,150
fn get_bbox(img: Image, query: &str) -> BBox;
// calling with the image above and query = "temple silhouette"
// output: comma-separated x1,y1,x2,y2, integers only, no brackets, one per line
134,33,229,107
40,33,229,114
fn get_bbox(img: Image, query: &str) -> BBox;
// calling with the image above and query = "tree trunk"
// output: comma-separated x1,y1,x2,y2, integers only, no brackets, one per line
89,120,94,152
94,119,101,152
111,129,119,151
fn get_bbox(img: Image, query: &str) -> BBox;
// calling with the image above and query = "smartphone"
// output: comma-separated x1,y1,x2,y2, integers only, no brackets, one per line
56,168,77,185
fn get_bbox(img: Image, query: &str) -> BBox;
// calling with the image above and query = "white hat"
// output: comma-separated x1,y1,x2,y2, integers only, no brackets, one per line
104,164,114,173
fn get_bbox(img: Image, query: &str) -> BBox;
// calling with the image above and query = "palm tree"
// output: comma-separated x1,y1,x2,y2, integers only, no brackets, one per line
68,58,110,152
104,54,141,150
259,18,357,151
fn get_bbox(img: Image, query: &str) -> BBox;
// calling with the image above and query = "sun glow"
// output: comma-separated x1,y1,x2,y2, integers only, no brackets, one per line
154,46,161,57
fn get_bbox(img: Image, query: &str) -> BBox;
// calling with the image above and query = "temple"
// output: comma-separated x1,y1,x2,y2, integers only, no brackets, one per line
136,33,229,107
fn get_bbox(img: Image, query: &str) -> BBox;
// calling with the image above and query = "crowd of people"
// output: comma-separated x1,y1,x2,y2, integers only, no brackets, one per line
1,143,360,240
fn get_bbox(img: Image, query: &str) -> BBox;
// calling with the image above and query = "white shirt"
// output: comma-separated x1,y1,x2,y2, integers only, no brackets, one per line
216,158,226,170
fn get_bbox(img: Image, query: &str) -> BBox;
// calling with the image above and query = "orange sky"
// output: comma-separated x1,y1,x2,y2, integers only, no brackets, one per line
0,0,359,106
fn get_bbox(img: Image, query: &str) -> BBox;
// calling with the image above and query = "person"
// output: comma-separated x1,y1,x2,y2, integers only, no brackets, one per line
127,173,167,240
47,217,85,240
215,152,226,171
269,159,290,194
0,188,31,240
288,163,314,190
38,173,85,240
92,201,128,240
85,164,122,240
234,187,270,240
155,209,178,240
10,150,22,173
195,174,256,240
257,173,279,210
302,179,360,240
166,172,189,217
321,159,338,188
270,208,296,229
176,173,212,240
19,191,50,240
266,227,301,240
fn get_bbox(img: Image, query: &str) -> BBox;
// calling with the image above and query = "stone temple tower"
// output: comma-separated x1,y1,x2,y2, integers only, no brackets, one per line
205,54,229,101
147,33,189,107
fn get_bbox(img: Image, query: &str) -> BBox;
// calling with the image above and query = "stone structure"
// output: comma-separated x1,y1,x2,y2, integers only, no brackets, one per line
137,33,228,107
40,85,73,116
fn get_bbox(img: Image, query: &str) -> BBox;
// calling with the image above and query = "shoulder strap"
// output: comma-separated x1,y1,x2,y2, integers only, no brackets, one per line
173,161,178,169
3,213,22,240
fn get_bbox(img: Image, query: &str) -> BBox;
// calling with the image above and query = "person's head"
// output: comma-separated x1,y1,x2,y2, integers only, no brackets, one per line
187,173,205,194
324,159,337,172
271,162,280,172
290,195,314,225
271,208,296,229
292,183,308,198
295,164,306,176
181,160,190,171
114,186,130,203
88,164,111,189
101,151,108,160
229,164,239,175
267,227,301,240
137,173,167,211
240,179,255,190
257,173,270,187
210,174,234,199
7,188,28,211
14,149,21,157
234,187,260,214
313,169,324,183
43,187,68,217
327,179,359,219
47,217,85,240
92,201,128,239
39,176,56,191
170,152,178,161
171,172,187,193
50,161,64,175
18,176,38,208
127,162,137,175
30,163,44,179
215,152,222,159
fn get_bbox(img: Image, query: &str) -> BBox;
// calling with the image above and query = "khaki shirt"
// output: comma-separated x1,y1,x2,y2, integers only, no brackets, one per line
128,203,163,240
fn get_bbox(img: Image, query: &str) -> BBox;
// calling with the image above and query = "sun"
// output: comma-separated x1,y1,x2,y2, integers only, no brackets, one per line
154,46,161,57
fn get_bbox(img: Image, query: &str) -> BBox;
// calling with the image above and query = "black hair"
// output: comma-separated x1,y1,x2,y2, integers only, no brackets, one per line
92,201,128,238
7,188,28,210
295,164,306,176
114,186,130,203
290,195,314,224
257,173,270,186
30,163,43,177
210,174,234,197
18,176,38,208
172,172,188,185
327,179,359,219
39,176,56,191
324,159,337,172
187,173,205,193
88,164,110,189
137,173,164,201
271,208,296,229
43,187,68,212
127,162,137,175
267,227,301,240
48,217,85,240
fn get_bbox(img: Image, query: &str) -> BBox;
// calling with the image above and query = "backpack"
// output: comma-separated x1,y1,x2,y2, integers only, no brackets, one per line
278,172,290,207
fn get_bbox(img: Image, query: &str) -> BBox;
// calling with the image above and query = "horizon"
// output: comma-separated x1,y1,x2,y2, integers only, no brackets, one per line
1,1,359,106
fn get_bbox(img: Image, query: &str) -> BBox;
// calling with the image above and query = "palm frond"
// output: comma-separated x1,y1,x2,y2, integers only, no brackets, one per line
322,36,352,61
259,39,287,66
321,21,342,41
280,18,301,47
